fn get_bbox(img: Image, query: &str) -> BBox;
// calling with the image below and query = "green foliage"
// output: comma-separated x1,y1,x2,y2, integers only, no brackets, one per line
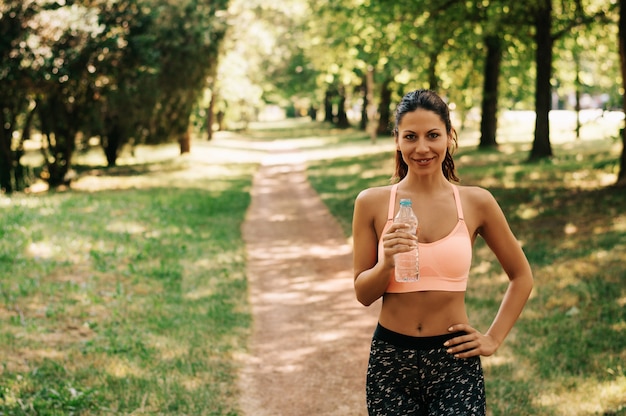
0,0,230,188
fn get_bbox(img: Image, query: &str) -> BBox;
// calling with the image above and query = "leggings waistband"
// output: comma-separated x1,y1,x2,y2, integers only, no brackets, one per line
373,323,465,350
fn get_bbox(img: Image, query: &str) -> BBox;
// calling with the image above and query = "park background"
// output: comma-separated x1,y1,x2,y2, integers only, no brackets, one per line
1,0,626,415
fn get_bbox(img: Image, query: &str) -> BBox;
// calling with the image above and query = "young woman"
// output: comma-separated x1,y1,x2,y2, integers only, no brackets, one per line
352,89,533,415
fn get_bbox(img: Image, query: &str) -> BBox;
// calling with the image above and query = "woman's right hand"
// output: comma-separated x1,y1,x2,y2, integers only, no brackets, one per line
381,223,418,265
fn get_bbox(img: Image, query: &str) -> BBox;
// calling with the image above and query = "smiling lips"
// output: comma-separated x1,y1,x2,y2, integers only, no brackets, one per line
413,157,435,165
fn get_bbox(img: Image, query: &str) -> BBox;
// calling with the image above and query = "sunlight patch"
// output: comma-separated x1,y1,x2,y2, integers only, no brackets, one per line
563,222,578,235
106,220,147,234
104,356,146,379
25,241,55,260
184,287,215,300
481,354,514,369
612,215,626,232
536,377,626,415
516,205,539,220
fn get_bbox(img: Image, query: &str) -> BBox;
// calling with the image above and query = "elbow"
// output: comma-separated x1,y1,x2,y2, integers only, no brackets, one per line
354,287,371,306
354,282,372,306
356,294,374,307
354,284,380,307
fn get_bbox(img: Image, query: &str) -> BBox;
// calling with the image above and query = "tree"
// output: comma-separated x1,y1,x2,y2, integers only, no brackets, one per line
529,0,555,160
148,0,228,152
95,0,161,166
528,0,618,160
0,0,39,193
618,0,626,186
4,0,230,186
479,34,503,148
30,2,106,187
471,1,534,149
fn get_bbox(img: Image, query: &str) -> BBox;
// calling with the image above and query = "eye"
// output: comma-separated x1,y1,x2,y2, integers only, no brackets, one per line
428,132,441,139
403,133,416,141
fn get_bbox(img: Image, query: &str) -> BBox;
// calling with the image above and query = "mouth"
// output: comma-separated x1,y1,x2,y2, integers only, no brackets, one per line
413,157,435,165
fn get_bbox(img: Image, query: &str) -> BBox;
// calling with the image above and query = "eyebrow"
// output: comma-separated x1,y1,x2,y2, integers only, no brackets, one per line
401,128,442,134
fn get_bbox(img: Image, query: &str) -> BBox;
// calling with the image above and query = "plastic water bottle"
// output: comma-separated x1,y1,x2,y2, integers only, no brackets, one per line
394,198,419,282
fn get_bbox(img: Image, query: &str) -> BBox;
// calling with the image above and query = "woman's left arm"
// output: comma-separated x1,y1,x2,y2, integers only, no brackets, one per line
445,188,533,358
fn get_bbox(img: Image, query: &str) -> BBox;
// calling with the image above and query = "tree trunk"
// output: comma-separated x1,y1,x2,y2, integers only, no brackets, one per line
179,127,191,154
0,150,11,194
0,112,13,193
366,66,378,143
44,133,75,188
529,0,554,161
575,56,581,140
376,79,392,135
360,75,368,131
335,85,350,129
617,0,626,186
324,89,334,123
15,106,35,191
37,97,76,188
103,118,123,167
479,34,503,149
207,92,215,141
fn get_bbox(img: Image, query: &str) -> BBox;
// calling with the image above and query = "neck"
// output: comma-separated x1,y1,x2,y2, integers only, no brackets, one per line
400,175,450,193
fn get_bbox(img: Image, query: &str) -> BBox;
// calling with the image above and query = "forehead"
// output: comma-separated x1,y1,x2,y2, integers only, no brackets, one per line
398,108,445,130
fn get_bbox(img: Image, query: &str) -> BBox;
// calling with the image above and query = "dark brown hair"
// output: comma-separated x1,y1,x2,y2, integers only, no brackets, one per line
392,89,459,183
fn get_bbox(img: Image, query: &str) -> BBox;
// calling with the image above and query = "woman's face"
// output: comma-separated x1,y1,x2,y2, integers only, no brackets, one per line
395,108,451,176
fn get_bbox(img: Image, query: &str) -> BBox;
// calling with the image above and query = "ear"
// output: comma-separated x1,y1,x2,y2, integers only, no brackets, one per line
394,133,400,150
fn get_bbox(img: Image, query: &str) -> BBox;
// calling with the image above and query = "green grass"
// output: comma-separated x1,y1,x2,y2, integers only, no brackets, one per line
0,158,256,415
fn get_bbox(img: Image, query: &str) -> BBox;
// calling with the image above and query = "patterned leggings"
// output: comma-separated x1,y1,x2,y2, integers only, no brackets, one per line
366,324,486,416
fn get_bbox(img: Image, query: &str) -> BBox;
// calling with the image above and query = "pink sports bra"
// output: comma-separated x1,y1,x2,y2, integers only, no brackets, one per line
379,184,472,293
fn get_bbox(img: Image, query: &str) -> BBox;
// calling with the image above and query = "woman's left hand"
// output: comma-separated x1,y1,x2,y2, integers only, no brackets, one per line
443,324,499,358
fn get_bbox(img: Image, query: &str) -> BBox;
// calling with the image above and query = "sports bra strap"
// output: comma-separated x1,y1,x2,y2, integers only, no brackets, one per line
388,184,399,220
451,184,464,220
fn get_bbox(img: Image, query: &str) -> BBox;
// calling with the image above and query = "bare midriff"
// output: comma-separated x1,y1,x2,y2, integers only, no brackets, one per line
378,291,468,337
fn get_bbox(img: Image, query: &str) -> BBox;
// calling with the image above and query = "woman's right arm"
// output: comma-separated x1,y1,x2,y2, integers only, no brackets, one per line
352,189,405,306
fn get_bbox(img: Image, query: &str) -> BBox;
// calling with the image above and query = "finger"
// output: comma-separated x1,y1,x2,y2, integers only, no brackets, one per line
382,231,416,243
384,236,417,249
444,335,472,349
447,324,476,334
452,347,481,359
446,338,482,356
391,223,412,231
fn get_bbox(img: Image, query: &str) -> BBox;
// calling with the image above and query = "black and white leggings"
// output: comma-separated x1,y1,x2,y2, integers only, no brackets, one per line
366,324,486,416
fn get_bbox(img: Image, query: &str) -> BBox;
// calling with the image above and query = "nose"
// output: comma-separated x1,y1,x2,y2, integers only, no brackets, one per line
414,137,429,153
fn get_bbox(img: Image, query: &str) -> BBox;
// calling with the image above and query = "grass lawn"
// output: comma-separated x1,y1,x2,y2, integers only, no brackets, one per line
1,149,256,415
1,112,625,415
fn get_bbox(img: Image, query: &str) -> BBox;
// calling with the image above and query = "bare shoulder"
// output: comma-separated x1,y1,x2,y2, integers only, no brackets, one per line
355,184,394,205
455,185,505,233
354,185,394,230
353,185,395,237
456,184,498,208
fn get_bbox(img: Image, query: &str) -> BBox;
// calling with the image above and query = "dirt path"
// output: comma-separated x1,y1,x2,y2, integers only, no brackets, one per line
238,148,380,416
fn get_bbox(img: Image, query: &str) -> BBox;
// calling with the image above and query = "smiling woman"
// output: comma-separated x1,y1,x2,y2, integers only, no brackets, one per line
352,89,534,415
